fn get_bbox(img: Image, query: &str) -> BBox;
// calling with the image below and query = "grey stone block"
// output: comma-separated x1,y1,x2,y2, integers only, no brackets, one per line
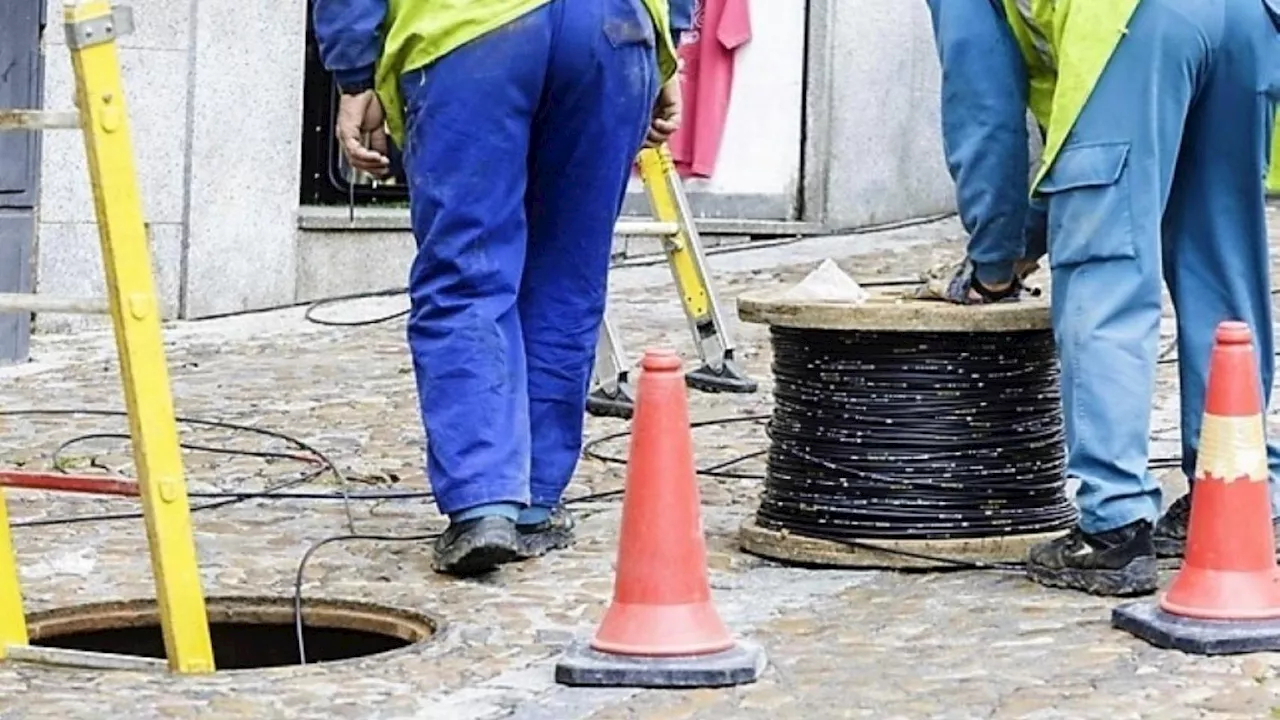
295,229,415,303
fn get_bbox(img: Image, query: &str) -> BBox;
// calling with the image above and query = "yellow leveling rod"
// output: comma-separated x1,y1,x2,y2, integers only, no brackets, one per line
65,0,215,674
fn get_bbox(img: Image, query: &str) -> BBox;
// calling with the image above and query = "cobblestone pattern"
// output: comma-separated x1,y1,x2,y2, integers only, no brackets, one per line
0,212,1278,718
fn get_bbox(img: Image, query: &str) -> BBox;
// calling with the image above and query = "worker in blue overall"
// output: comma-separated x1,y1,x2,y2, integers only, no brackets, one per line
918,0,1280,596
312,0,680,576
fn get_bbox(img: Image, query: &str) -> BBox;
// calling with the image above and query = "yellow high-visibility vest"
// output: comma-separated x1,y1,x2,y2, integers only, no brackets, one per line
374,0,679,146
1000,0,1141,191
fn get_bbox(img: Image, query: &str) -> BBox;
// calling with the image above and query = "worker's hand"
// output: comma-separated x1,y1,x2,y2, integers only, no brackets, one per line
335,90,391,177
645,77,682,148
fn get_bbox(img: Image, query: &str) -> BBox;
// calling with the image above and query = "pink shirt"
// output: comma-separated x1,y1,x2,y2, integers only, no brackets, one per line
668,0,752,179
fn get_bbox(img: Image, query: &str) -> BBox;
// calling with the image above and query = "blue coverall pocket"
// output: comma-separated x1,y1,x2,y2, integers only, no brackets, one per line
603,0,657,48
1037,142,1137,269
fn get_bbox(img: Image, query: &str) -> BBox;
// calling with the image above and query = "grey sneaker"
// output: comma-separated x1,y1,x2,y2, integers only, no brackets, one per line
432,515,520,577
1154,492,1280,560
516,505,576,559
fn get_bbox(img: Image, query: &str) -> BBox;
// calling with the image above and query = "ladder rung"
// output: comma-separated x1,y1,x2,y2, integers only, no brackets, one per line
5,644,167,672
0,110,80,132
0,293,109,315
615,220,679,237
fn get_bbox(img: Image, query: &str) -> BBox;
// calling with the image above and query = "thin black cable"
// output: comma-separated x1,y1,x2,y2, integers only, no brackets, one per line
302,288,410,327
292,532,438,664
759,326,1078,542
581,413,771,481
289,477,650,663
48,431,436,502
0,409,358,531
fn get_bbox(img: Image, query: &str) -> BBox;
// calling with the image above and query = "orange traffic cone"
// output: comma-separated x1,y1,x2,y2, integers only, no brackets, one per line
1113,320,1280,654
555,348,766,687
1161,321,1280,620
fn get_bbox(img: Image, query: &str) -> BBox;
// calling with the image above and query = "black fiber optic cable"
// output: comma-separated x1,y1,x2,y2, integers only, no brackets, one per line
758,327,1078,542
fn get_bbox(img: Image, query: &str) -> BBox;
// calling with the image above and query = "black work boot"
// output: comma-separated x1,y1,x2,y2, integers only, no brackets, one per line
516,505,576,559
1025,520,1158,597
1154,492,1280,560
432,515,520,577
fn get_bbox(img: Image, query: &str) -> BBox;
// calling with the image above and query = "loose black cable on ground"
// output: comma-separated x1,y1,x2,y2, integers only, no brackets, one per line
0,409,359,532
289,470,705,663
303,288,410,327
0,400,1191,658
49,432,438,503
0,406,1187,660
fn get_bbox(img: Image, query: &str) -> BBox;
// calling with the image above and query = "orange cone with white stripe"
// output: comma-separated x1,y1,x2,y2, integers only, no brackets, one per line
1159,321,1280,619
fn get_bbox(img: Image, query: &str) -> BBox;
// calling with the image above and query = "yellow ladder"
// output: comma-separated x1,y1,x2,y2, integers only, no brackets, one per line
588,145,758,419
0,0,214,674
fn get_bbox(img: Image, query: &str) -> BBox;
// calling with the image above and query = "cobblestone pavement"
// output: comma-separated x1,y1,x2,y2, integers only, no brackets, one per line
2,211,1280,719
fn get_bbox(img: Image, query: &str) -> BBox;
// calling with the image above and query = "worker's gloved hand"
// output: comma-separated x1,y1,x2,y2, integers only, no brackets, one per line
335,90,391,177
645,77,682,148
913,257,1042,305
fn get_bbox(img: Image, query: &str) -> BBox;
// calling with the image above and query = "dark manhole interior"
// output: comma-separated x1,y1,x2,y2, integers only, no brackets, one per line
26,596,438,670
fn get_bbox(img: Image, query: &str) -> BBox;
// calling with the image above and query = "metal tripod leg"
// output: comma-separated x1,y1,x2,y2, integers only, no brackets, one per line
635,146,756,395
587,313,636,419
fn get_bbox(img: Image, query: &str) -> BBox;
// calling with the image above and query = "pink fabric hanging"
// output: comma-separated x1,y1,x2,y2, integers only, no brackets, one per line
668,0,752,179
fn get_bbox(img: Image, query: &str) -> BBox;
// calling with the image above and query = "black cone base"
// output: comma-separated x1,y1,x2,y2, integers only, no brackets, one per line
554,639,767,688
1113,601,1280,655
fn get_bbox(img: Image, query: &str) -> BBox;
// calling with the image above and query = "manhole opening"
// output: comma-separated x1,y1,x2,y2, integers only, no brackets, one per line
25,596,439,671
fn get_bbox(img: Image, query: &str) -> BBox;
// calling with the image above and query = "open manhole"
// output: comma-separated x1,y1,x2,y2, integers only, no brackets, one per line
25,596,439,670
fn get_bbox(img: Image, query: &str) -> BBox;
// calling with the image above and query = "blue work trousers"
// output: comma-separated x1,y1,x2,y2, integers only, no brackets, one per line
1041,0,1280,532
399,0,659,516
924,0,1048,285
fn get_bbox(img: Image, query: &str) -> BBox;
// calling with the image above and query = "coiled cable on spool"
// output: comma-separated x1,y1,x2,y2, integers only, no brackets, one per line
760,326,1078,542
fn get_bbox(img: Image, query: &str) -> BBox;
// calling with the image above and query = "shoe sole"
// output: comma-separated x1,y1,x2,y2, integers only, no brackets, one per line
516,529,575,560
1026,556,1158,597
434,542,519,577
432,517,522,577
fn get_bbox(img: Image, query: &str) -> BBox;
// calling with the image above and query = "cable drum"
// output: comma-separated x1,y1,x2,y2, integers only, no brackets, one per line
759,327,1077,543
735,284,1077,569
